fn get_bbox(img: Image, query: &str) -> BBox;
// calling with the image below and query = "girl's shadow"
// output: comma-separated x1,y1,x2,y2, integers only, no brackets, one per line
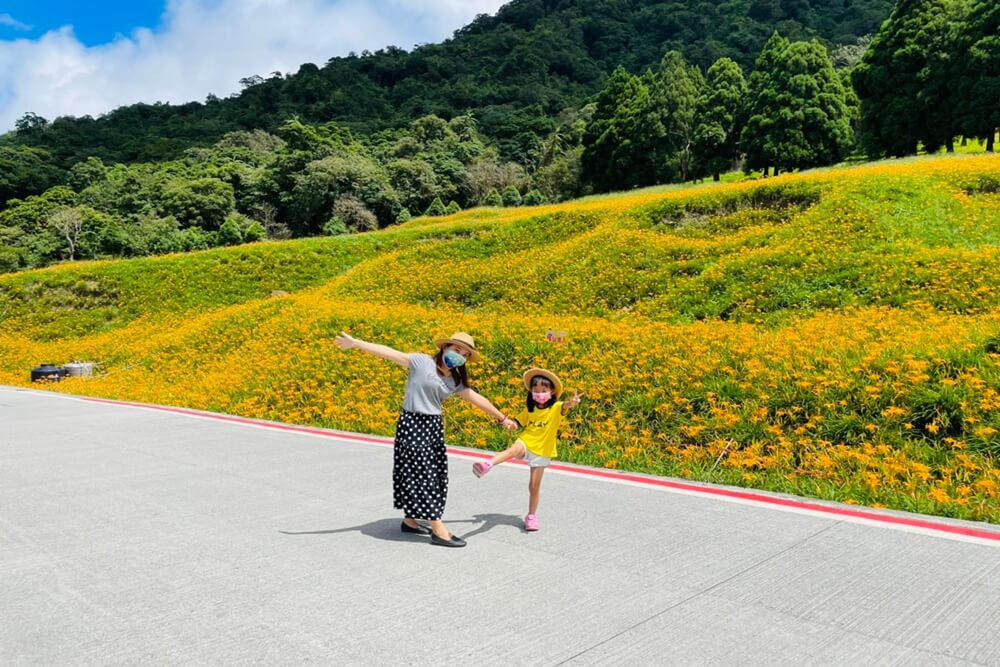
461,512,524,538
279,513,523,543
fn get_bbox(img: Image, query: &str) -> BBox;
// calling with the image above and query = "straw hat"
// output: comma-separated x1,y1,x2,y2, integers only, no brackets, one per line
522,368,562,397
434,331,481,362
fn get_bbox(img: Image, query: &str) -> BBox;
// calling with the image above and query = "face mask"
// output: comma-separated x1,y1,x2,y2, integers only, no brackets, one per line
532,391,552,404
443,350,466,369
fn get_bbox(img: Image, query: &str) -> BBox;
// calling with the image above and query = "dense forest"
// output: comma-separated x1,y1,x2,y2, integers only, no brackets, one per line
0,0,996,273
3,0,893,167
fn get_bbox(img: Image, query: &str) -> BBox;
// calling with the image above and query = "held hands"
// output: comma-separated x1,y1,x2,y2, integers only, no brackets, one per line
335,331,358,351
499,416,518,430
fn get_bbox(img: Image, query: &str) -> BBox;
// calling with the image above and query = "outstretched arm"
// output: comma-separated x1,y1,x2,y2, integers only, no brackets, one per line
561,390,583,415
335,331,411,369
457,388,517,429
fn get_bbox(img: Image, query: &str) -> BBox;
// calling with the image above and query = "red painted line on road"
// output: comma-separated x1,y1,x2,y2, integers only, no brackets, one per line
81,396,394,445
77,394,1000,543
540,463,1000,543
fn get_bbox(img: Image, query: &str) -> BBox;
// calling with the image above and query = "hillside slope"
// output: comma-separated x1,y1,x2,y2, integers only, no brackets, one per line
2,154,999,523
3,0,892,165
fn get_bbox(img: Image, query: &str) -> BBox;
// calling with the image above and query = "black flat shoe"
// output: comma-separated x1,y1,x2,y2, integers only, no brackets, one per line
430,533,467,548
401,521,432,535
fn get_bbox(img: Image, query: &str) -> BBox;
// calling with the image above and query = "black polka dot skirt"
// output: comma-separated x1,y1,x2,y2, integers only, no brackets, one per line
393,411,448,520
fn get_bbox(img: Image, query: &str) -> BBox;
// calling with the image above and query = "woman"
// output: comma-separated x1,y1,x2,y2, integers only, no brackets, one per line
335,330,516,547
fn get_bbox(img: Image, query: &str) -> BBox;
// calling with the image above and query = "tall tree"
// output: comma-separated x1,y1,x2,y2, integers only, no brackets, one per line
742,35,853,173
853,0,967,157
652,51,706,182
740,32,790,175
955,0,999,150
620,71,670,188
582,67,645,192
693,58,748,181
584,53,708,192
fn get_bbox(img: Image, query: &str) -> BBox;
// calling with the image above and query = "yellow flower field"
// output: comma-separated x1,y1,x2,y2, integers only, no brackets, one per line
2,154,999,522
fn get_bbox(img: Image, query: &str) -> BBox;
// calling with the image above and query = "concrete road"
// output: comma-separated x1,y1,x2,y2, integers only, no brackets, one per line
2,386,999,666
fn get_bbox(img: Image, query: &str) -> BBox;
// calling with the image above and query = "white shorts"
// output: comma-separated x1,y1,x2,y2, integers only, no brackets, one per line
520,445,551,468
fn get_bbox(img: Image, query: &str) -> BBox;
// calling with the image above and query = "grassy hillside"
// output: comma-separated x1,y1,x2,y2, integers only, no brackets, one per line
2,154,1000,522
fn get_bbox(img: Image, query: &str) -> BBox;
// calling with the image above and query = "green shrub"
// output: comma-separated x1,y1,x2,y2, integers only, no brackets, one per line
243,221,267,242
424,197,447,216
482,189,503,207
179,226,214,251
522,189,546,205
501,186,522,207
0,246,22,273
218,217,244,245
322,216,349,236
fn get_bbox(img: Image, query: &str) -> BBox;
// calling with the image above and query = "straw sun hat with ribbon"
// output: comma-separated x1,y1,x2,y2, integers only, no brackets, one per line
434,332,482,362
522,367,563,397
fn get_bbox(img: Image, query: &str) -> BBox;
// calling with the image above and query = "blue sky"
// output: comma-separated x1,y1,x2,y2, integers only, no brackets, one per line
0,0,506,131
1,1,166,46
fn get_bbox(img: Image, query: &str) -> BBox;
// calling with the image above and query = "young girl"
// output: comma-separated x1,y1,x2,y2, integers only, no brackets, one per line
472,367,582,531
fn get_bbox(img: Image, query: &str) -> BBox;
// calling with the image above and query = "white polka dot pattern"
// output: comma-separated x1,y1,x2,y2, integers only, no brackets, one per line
392,411,448,520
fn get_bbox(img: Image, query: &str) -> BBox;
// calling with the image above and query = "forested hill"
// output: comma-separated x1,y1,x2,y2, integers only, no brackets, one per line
4,0,891,166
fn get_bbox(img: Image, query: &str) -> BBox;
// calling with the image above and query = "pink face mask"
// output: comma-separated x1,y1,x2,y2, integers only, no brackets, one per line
532,391,552,404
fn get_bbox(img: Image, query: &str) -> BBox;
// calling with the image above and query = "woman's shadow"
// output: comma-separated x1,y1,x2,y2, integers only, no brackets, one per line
279,513,523,542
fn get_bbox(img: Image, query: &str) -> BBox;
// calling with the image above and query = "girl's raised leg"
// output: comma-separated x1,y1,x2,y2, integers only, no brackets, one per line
492,440,527,466
473,440,526,477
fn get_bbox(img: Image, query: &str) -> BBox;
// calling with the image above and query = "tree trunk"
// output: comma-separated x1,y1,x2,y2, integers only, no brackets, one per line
763,165,769,177
946,137,954,153
713,172,721,182
988,132,996,153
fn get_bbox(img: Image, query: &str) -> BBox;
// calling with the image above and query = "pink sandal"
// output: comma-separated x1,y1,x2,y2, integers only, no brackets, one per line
524,514,539,531
472,461,493,478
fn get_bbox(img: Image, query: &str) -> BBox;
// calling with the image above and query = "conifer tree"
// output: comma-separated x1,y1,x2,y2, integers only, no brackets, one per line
424,196,447,216
581,67,643,192
955,0,998,150
742,35,852,173
694,58,748,181
853,0,966,156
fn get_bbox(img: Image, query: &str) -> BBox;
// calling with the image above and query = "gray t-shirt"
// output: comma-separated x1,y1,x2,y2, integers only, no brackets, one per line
403,353,466,415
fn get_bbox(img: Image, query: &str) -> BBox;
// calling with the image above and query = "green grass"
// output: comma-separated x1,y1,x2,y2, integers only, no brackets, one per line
5,154,1000,339
0,235,399,339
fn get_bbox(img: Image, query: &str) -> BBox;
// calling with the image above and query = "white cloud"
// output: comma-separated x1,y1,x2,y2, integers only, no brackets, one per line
0,0,507,132
0,14,32,31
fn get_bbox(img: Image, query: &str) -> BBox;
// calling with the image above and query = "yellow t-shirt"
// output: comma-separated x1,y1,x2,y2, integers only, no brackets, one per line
514,401,564,458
